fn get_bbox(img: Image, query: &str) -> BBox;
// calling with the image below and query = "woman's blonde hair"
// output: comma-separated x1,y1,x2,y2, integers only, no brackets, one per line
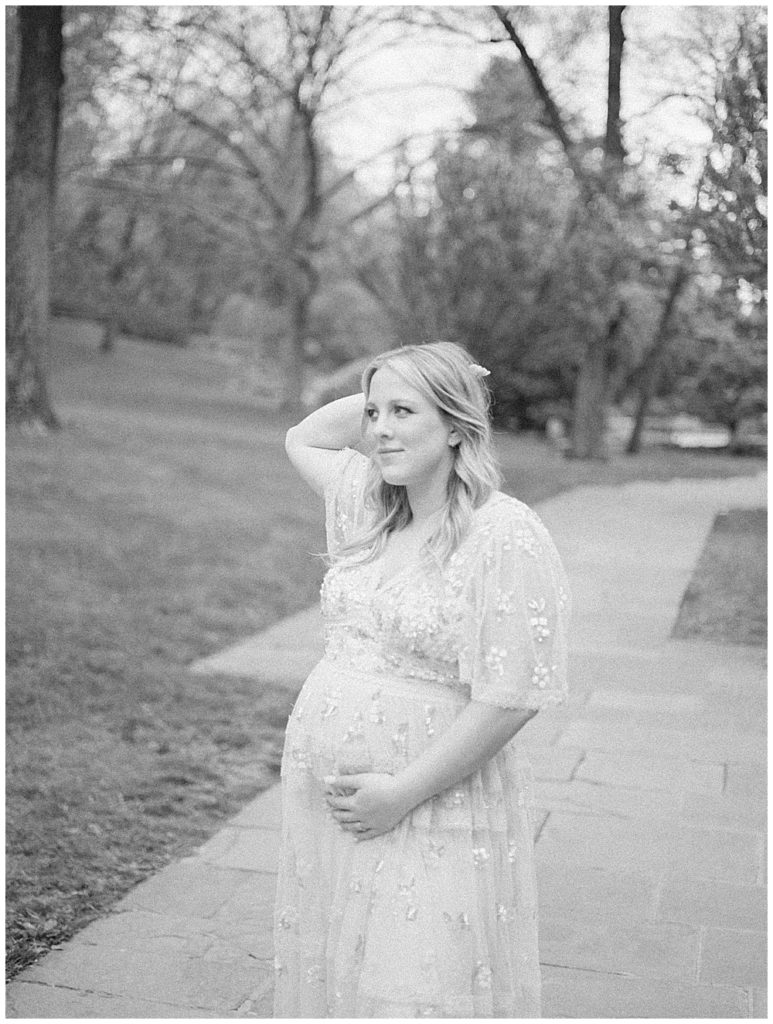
335,341,501,568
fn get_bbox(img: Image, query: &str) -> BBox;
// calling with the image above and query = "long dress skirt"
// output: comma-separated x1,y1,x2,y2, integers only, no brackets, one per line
272,659,542,1018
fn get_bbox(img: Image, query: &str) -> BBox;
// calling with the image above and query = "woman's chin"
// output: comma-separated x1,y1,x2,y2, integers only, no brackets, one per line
378,468,407,486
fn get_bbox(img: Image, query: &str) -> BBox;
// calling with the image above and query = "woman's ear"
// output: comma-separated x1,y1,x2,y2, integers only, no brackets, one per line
448,429,461,448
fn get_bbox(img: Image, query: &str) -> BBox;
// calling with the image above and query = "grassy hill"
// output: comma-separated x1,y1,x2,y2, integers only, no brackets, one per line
6,319,765,977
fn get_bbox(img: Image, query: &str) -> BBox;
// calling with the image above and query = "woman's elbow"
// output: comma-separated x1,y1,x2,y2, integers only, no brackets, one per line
285,424,302,454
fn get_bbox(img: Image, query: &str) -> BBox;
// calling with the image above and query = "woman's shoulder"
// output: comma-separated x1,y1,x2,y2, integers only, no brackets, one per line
455,490,553,562
474,490,545,531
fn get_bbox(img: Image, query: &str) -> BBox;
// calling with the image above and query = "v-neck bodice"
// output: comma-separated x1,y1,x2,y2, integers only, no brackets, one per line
320,548,467,687
373,559,413,593
319,446,569,708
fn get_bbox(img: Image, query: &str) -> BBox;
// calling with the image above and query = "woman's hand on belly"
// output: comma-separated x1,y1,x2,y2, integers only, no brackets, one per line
324,772,412,841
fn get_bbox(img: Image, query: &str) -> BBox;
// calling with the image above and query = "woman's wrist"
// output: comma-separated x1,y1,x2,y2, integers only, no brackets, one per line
391,769,435,815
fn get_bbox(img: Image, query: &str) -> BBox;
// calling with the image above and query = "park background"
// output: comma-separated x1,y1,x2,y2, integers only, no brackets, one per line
6,3,766,985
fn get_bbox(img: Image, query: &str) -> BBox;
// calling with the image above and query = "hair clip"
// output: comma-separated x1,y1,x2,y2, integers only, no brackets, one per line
469,363,491,378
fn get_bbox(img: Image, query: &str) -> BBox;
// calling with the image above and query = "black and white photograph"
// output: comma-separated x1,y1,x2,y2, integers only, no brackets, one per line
6,2,767,1018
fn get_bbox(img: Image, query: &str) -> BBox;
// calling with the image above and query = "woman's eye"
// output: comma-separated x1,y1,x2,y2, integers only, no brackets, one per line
365,408,377,419
394,406,411,416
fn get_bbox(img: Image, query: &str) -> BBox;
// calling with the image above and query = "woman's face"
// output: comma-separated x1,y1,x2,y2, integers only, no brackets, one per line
365,364,457,490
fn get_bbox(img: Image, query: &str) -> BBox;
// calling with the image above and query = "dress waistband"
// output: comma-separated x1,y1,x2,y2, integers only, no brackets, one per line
314,656,470,705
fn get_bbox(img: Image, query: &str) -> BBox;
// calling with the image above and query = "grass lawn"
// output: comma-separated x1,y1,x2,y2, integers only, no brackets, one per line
673,508,767,645
6,318,766,978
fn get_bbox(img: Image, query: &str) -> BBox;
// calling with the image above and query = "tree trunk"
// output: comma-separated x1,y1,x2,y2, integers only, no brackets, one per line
281,259,316,411
493,7,592,199
100,209,138,353
284,294,307,410
568,302,626,460
279,90,323,411
496,5,630,459
100,317,118,354
6,7,63,429
604,6,626,180
626,262,690,453
568,7,627,458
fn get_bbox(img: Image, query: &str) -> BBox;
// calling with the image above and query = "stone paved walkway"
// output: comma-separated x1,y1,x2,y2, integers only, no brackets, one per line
6,471,767,1019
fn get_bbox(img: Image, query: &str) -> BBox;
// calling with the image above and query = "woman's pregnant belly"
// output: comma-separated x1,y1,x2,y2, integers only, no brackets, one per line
283,656,470,782
281,656,536,840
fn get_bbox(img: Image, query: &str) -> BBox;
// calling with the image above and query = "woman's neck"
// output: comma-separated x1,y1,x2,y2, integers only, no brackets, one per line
406,482,448,524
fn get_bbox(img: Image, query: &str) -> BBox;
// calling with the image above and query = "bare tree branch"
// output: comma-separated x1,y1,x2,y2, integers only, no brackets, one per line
491,5,593,196
626,91,712,122
318,78,472,119
82,175,274,242
162,101,286,221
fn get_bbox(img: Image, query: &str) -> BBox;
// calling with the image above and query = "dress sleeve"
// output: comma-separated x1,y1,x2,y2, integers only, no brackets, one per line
458,503,571,710
323,447,372,556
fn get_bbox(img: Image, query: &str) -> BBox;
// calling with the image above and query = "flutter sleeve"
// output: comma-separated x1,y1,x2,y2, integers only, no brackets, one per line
458,502,571,710
323,447,372,556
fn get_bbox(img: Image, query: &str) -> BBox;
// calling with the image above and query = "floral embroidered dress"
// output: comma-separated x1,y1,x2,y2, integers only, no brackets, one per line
273,449,570,1018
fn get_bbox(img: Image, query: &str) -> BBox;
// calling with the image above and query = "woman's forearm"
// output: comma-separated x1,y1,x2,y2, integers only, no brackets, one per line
286,393,365,451
394,701,537,811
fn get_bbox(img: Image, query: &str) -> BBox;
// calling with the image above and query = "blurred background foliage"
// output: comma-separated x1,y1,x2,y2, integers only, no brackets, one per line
7,4,767,451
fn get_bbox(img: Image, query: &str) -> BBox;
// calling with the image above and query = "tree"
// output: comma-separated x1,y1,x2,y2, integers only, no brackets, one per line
626,7,767,452
698,7,767,292
6,6,64,429
347,58,573,422
491,5,636,457
93,5,411,408
661,279,766,445
350,43,659,432
690,317,766,446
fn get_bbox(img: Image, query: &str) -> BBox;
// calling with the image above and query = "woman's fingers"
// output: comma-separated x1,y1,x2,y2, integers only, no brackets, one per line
326,798,355,815
325,774,366,792
331,809,359,822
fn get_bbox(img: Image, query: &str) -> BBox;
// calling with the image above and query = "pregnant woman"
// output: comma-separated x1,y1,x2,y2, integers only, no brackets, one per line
273,341,570,1017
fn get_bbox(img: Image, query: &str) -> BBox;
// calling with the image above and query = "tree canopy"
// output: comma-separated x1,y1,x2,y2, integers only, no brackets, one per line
8,5,767,447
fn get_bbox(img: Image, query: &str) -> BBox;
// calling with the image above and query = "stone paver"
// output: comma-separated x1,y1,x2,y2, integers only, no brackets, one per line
198,826,281,873
6,469,766,1018
539,916,701,981
726,764,768,800
189,607,323,685
538,813,764,884
558,720,766,763
536,863,658,922
523,744,584,782
541,966,751,1018
699,928,767,987
535,777,686,819
20,944,272,1012
752,986,767,1017
681,790,767,830
5,986,226,1018
657,877,767,932
575,750,725,794
116,857,275,918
